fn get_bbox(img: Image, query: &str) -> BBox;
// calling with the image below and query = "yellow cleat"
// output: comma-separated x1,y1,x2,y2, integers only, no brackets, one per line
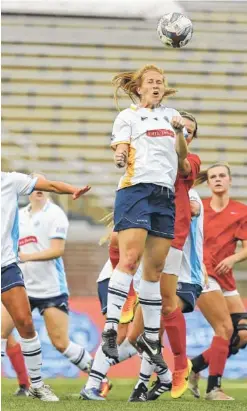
171,358,192,399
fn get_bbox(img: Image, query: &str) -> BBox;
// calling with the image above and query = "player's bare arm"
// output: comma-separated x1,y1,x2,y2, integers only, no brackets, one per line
172,116,188,161
113,143,129,168
34,176,91,199
215,240,247,276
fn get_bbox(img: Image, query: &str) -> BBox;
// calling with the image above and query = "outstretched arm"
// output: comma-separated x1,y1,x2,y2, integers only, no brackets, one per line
34,176,91,200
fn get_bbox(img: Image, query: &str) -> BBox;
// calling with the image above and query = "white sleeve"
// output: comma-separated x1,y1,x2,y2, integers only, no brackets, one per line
189,189,200,202
11,172,38,196
48,210,69,240
111,112,131,147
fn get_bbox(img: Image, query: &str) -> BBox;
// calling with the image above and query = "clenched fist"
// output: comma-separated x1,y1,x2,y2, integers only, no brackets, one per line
114,147,128,168
171,116,185,131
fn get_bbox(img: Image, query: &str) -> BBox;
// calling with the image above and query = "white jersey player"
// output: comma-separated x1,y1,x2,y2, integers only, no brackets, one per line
17,191,93,376
1,171,90,401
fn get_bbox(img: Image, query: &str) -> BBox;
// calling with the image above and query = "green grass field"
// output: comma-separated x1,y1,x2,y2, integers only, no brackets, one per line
2,378,247,411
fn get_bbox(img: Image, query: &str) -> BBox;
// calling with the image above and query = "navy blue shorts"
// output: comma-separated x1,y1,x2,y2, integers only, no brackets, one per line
1,263,25,294
114,183,175,239
29,293,69,315
97,278,110,315
176,282,202,313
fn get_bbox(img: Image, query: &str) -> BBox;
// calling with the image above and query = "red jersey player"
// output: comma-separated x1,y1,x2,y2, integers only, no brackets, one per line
189,163,247,400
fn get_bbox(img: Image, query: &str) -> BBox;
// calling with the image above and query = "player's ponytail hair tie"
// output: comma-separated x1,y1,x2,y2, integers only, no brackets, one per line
194,162,231,187
113,64,177,110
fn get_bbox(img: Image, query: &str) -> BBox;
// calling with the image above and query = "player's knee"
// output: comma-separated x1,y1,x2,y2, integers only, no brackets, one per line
52,336,68,353
16,315,35,338
161,295,177,316
215,320,233,340
120,249,142,274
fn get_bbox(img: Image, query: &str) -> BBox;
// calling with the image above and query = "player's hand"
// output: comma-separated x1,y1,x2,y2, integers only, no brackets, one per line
215,255,236,276
72,185,91,200
171,116,185,131
114,151,127,168
18,252,30,263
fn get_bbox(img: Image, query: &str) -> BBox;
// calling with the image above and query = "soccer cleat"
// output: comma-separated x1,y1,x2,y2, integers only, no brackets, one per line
14,385,29,396
28,384,59,401
101,329,118,360
128,383,148,402
136,333,167,368
171,358,192,399
100,379,113,398
80,387,106,401
188,370,200,398
205,388,234,401
147,377,172,400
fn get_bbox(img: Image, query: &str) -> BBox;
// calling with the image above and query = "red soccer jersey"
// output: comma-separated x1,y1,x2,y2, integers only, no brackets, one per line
172,153,201,250
203,198,247,291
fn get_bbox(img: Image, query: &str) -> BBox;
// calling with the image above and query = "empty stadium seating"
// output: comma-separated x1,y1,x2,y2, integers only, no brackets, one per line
1,1,247,218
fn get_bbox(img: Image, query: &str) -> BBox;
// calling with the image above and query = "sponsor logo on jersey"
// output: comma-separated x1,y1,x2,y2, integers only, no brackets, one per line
146,129,175,138
19,236,38,246
56,227,66,234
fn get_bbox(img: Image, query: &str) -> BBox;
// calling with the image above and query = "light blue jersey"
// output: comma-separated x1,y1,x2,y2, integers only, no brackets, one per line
179,189,204,287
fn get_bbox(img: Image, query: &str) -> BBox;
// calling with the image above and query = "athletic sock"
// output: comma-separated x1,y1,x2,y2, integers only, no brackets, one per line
20,332,43,389
139,279,161,341
7,342,29,387
63,341,92,371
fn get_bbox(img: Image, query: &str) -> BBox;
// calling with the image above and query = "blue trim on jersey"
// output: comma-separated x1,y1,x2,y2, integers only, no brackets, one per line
28,177,38,194
190,218,203,286
11,201,19,259
55,257,69,295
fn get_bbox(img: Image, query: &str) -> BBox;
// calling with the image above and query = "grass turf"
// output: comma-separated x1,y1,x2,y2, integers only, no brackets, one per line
1,378,247,411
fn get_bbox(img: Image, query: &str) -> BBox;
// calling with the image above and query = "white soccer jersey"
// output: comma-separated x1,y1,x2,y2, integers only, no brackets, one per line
1,172,37,268
179,189,204,287
18,200,69,298
111,104,183,191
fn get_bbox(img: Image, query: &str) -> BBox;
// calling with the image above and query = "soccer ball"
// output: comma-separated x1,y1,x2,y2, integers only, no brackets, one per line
157,12,193,48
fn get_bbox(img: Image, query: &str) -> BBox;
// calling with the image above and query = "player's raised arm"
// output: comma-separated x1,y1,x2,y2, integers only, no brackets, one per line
34,176,91,199
171,116,188,161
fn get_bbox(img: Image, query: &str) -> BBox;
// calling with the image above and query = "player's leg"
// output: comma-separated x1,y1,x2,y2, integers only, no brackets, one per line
147,285,200,401
102,228,147,361
160,248,191,399
1,279,58,401
7,334,30,396
1,302,15,356
81,288,138,400
136,235,170,368
129,304,172,402
102,185,148,360
2,302,29,394
190,282,233,400
42,298,92,372
225,293,247,354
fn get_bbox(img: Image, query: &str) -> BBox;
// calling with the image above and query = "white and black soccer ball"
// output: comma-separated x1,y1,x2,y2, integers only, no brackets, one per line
157,12,193,48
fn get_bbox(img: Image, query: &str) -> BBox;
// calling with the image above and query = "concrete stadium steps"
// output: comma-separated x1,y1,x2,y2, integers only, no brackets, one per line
2,22,247,51
2,108,247,126
2,11,247,28
3,121,247,138
2,82,247,101
2,95,247,113
2,68,247,88
2,12,247,212
3,56,247,75
2,141,247,164
183,0,247,13
3,43,247,64
4,133,246,151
